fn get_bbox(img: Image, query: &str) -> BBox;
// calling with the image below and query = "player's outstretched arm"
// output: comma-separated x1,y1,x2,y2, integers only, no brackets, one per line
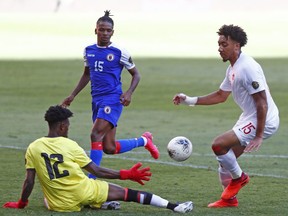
61,67,90,107
84,162,151,185
173,90,230,106
120,162,151,185
173,93,198,106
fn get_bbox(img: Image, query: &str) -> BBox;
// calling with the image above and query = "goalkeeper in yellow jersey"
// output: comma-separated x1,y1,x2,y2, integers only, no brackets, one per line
3,105,192,213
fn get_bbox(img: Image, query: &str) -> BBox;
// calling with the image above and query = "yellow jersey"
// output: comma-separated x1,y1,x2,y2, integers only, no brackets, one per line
25,137,108,212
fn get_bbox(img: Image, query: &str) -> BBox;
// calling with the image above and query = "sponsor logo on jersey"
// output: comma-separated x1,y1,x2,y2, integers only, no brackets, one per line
87,54,95,57
107,54,114,61
252,81,259,89
104,106,111,114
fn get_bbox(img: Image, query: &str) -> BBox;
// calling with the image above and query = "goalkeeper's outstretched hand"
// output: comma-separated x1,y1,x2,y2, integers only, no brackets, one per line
120,162,152,185
3,199,28,209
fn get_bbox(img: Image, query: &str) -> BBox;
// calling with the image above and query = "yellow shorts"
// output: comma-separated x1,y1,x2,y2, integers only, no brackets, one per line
43,179,109,212
82,179,109,209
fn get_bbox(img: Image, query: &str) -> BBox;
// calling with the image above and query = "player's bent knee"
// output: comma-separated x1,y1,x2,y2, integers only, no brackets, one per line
103,146,116,154
211,143,223,155
90,132,104,142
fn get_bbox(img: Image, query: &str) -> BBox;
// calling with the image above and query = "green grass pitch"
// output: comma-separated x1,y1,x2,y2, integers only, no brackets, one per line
0,58,287,216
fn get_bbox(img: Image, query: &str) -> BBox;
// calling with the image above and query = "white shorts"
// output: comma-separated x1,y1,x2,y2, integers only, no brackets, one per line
233,117,279,146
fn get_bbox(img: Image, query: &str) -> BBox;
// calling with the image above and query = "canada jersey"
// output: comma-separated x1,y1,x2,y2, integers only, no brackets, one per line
84,42,135,98
25,137,98,212
220,52,279,124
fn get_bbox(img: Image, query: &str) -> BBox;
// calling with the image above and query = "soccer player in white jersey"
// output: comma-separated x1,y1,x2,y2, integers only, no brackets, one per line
173,24,279,208
61,10,159,181
3,105,193,213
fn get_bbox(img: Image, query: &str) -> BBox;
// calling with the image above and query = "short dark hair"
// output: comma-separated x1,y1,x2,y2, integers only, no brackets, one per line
97,10,114,27
44,105,73,124
217,24,247,47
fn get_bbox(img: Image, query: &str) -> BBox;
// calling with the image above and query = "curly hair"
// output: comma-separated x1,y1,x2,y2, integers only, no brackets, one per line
97,10,114,27
44,105,73,125
217,24,248,47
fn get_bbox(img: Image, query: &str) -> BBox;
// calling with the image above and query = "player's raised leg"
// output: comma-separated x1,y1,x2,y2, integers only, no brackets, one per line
103,131,159,159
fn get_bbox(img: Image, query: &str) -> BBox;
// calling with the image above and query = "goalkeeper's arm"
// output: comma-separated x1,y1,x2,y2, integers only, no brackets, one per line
84,161,151,185
3,169,35,209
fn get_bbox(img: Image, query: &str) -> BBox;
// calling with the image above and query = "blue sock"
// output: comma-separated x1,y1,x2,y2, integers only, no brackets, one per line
88,150,102,179
116,137,145,153
88,137,145,178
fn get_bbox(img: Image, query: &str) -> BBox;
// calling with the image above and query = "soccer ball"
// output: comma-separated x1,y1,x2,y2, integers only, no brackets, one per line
167,136,193,162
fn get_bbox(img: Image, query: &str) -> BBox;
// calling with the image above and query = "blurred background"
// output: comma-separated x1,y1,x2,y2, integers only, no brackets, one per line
1,0,287,59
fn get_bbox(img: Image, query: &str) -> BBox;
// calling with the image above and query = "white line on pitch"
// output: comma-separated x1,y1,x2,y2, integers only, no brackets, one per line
1,145,287,179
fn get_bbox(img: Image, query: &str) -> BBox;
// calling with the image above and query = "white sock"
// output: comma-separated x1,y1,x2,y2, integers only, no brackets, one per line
218,165,232,189
142,137,148,146
150,195,169,208
216,149,242,179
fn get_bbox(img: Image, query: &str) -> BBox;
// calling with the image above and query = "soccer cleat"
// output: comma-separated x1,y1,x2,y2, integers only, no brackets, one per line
142,132,159,159
208,197,238,208
100,201,121,210
221,172,250,200
173,201,193,213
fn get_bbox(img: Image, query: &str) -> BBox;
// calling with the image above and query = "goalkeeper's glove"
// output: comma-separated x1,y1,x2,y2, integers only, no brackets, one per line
120,162,151,185
3,199,28,209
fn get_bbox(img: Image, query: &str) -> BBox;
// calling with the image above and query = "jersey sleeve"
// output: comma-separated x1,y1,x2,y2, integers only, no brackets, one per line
73,143,92,168
120,47,135,70
243,64,266,95
25,145,35,169
83,48,89,67
220,68,232,91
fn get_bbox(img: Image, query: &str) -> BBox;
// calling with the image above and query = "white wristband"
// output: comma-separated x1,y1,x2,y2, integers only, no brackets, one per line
183,96,198,106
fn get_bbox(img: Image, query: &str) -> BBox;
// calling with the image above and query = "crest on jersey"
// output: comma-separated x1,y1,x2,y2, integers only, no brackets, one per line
252,81,259,89
107,54,114,61
104,106,111,114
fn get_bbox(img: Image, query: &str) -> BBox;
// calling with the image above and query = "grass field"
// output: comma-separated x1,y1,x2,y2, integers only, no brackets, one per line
0,58,288,216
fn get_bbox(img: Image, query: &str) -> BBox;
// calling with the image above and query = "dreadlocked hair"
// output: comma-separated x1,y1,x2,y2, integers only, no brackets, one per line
44,105,73,126
97,10,114,27
217,24,248,47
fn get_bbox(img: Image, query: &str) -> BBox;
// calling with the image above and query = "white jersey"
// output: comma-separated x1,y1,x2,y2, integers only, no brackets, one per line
220,52,279,127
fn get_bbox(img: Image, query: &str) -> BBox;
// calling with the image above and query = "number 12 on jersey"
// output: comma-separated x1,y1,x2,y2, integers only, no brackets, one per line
41,153,70,180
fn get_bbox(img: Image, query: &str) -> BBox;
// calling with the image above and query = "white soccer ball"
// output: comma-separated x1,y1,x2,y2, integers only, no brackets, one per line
167,136,193,162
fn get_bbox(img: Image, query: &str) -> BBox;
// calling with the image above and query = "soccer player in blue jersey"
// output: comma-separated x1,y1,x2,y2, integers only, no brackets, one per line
61,10,159,179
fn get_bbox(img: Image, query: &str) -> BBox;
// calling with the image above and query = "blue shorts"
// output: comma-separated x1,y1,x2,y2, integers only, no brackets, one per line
92,99,123,128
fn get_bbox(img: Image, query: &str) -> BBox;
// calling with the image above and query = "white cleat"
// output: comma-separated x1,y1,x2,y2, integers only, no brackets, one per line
173,201,193,213
100,201,121,210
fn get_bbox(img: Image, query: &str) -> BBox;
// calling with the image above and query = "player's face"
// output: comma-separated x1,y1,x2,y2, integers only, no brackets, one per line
95,21,114,46
218,35,240,63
